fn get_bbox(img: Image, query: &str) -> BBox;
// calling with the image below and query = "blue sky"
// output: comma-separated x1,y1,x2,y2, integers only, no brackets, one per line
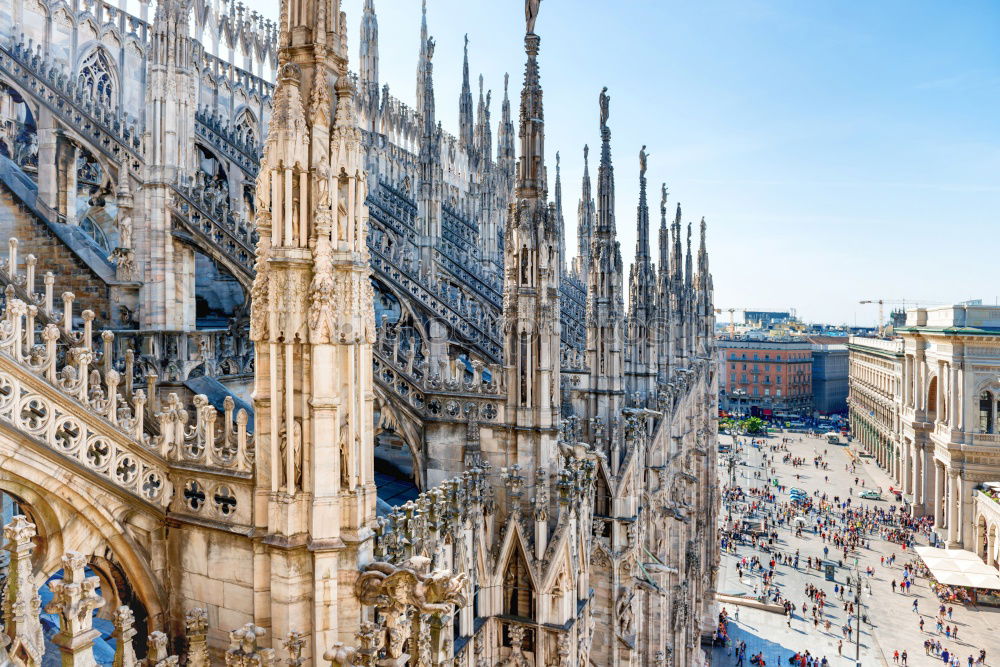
247,0,1000,326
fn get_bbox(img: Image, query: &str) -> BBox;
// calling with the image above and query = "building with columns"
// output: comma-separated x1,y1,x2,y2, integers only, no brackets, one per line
850,304,1000,554
847,335,903,474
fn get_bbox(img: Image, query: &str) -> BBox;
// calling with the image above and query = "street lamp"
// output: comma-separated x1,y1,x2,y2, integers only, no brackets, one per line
846,561,867,667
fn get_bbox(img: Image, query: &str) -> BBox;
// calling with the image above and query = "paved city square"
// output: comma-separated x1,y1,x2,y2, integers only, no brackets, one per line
713,432,1000,666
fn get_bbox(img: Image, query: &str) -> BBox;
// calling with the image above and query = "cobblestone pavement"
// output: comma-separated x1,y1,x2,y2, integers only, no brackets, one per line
711,432,1000,667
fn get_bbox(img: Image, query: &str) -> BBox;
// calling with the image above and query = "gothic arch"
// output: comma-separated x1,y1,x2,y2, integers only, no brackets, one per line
233,106,260,147
0,432,167,627
372,389,425,490
75,44,120,109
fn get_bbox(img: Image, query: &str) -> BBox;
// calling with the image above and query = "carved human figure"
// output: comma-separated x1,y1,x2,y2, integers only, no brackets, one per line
615,586,634,638
599,87,610,128
340,413,353,488
278,419,303,491
525,0,541,34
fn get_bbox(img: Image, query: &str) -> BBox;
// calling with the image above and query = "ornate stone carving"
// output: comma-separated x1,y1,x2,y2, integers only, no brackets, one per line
45,551,106,667
184,607,210,667
355,556,468,662
112,606,138,667
225,624,276,666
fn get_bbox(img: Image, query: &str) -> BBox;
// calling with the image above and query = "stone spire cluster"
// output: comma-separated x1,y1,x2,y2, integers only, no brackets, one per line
626,145,658,398
459,34,474,153
502,0,562,472
573,144,594,280
248,0,376,659
584,87,625,456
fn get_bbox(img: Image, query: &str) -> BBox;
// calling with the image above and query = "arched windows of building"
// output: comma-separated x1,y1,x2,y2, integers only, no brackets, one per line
980,390,998,434
78,49,117,109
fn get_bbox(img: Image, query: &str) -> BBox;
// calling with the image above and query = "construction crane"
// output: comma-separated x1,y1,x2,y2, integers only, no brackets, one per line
714,308,738,337
858,300,886,336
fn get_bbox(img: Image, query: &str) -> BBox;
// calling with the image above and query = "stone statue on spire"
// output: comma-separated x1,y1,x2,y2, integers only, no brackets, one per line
639,145,648,178
599,86,610,129
526,0,541,35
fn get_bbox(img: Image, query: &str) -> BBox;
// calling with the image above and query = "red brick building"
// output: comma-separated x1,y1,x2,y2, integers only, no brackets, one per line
717,339,813,416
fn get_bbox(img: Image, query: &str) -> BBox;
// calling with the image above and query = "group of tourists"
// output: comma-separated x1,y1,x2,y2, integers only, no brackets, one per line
715,431,997,666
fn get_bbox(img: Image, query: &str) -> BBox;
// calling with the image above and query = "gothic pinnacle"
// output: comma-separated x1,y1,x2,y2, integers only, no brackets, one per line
596,87,615,235
359,0,379,104
416,0,430,113
555,151,563,216
685,221,693,288
659,182,669,277
514,0,545,200
460,34,474,151
576,143,594,279
636,145,649,261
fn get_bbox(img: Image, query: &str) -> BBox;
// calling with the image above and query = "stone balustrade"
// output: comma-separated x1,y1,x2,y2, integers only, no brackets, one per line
1,39,143,173
0,236,253,508
0,515,467,666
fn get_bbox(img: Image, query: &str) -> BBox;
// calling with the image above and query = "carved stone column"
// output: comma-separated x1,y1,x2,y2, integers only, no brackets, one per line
111,606,138,667
144,631,178,666
45,551,106,667
948,469,960,546
3,516,44,666
184,607,210,667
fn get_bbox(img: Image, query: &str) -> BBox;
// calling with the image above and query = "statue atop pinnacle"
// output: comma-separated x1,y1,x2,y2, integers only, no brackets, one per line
526,0,541,35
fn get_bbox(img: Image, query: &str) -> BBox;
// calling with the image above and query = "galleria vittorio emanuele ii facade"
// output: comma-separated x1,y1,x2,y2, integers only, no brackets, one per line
0,0,720,664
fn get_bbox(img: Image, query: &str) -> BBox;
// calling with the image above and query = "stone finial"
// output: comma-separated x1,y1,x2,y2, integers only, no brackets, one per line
45,551,106,667
112,606,138,667
146,630,179,666
185,607,210,667
283,631,306,667
226,623,276,667
3,516,43,666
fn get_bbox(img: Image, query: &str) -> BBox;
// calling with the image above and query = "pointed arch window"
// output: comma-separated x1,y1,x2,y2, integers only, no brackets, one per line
234,109,259,148
78,49,117,109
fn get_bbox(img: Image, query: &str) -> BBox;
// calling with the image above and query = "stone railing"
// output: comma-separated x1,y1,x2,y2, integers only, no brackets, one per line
1,515,465,667
195,107,262,179
373,325,503,425
114,326,253,383
848,335,904,354
169,180,256,285
0,237,254,508
0,39,143,172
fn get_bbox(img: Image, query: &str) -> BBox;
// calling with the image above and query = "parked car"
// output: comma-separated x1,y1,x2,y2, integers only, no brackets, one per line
859,490,883,501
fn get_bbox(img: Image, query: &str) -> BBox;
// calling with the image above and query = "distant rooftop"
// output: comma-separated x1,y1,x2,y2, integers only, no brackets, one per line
903,303,1000,333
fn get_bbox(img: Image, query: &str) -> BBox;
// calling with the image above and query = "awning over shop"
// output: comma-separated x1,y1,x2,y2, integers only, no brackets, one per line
914,546,1000,590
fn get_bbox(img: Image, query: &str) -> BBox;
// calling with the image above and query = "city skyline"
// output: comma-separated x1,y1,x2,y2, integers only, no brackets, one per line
248,0,1000,325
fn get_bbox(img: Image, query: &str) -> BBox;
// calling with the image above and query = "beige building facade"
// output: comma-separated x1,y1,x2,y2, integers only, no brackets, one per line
847,336,903,477
851,305,1000,553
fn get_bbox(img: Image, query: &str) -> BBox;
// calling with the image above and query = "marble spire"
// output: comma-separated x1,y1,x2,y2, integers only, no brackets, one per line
515,16,546,199
497,72,515,178
575,144,594,280
459,34,474,152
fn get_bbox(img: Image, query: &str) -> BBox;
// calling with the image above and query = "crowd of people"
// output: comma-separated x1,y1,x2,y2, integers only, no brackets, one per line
714,432,994,665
